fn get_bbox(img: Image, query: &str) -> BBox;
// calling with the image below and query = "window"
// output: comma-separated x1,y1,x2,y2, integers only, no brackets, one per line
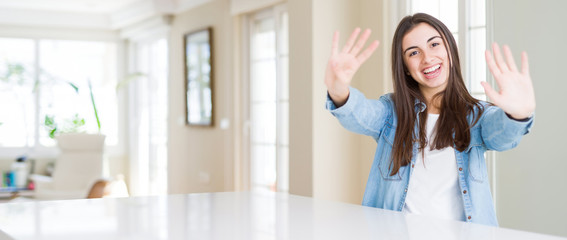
0,38,118,157
246,6,289,193
409,0,487,100
0,38,35,148
128,38,169,196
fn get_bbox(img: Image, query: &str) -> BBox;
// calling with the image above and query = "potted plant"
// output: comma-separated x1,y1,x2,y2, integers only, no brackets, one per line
0,61,108,199
33,79,107,200
43,80,102,138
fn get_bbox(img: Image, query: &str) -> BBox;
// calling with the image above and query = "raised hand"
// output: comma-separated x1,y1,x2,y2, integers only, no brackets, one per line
325,28,380,107
482,43,536,120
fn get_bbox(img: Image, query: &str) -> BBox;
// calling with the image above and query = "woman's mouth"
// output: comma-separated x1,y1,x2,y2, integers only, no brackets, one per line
423,64,441,79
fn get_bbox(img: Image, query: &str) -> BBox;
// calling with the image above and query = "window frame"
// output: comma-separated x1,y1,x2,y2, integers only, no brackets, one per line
0,29,125,159
126,34,170,196
241,4,289,193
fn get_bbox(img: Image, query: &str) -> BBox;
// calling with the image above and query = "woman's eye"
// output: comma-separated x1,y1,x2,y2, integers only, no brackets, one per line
432,42,440,47
409,51,418,57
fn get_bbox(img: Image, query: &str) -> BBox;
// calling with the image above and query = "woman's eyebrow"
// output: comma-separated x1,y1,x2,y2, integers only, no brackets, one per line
428,36,441,42
403,36,442,55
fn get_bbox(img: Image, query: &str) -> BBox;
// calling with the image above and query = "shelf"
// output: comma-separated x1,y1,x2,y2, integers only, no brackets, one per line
0,188,34,199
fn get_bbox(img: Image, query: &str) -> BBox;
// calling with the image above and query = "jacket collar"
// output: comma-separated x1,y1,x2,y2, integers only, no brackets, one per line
414,98,427,113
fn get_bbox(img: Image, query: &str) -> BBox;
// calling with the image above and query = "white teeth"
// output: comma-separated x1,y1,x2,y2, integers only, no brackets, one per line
424,64,440,74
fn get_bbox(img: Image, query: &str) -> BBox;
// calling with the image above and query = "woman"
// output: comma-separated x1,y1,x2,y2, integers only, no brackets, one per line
325,13,535,226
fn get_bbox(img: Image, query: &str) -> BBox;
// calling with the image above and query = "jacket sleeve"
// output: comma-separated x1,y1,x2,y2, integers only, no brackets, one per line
326,87,391,140
479,105,534,151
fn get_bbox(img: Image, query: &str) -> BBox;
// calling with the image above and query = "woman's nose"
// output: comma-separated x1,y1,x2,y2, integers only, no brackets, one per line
422,50,435,64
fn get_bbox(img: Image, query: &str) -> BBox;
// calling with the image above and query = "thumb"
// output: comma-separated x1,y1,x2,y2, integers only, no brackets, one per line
481,81,501,104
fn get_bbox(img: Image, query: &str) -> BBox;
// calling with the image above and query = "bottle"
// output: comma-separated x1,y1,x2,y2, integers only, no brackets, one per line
11,156,28,189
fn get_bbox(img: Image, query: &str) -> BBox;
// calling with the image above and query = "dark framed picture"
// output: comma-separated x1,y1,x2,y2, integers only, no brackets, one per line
184,27,214,126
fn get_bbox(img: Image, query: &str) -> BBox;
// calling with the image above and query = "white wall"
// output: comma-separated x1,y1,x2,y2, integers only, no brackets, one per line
492,0,567,237
312,0,363,204
289,0,387,204
288,0,314,197
167,0,235,194
357,0,387,201
164,0,380,203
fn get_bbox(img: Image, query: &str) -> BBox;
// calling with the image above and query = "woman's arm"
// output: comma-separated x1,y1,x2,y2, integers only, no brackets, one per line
327,87,392,140
324,28,388,139
480,43,535,150
325,28,379,107
480,105,534,151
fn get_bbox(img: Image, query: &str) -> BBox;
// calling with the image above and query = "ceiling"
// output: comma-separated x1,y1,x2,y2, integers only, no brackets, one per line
0,0,212,30
0,0,142,13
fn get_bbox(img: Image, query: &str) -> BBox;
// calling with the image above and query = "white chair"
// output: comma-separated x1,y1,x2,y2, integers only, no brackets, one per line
31,133,106,200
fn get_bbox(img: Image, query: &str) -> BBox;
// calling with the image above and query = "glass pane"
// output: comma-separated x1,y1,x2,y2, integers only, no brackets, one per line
278,101,288,145
252,18,275,60
251,102,276,144
0,38,36,147
279,56,289,100
250,10,289,194
412,0,458,32
277,146,289,192
279,12,289,55
470,0,486,27
251,144,276,190
411,0,440,18
438,0,459,32
147,39,169,196
38,40,118,146
251,60,276,102
469,28,486,94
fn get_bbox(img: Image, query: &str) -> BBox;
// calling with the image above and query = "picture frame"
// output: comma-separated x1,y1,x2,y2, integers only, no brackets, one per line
184,27,214,126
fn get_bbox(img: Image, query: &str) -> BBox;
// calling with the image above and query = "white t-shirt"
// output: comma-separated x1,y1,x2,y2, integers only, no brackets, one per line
403,114,465,222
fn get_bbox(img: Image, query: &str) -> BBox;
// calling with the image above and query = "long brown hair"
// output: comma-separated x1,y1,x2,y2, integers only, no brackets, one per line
389,13,483,176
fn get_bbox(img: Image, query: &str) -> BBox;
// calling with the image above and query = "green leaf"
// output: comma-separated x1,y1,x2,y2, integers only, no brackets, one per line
70,114,85,127
66,81,79,93
49,128,57,139
116,72,146,91
44,115,55,127
88,79,101,132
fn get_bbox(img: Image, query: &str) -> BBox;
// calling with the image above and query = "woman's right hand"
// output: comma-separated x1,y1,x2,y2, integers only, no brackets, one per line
325,28,380,107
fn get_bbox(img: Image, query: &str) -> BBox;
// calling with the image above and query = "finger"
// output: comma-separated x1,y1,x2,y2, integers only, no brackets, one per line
356,40,380,64
492,43,509,72
331,31,339,56
485,50,502,77
481,81,501,104
521,51,530,75
486,51,504,91
341,28,361,54
350,29,371,56
502,45,518,72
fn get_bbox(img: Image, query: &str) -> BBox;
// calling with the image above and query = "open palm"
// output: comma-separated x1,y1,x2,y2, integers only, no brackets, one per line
325,28,379,107
482,43,536,120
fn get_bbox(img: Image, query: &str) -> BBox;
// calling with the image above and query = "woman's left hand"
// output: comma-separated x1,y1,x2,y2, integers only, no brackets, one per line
482,43,536,120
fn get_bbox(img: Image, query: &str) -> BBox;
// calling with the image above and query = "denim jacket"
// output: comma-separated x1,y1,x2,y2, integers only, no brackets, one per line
326,87,534,226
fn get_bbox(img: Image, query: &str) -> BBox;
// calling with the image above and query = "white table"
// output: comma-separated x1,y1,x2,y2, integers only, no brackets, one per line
0,191,564,240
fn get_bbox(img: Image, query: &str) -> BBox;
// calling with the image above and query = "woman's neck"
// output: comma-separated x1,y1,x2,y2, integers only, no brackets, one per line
421,89,442,114
427,105,441,114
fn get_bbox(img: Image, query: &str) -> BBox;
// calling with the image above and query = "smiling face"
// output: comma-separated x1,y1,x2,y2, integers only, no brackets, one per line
402,23,450,99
